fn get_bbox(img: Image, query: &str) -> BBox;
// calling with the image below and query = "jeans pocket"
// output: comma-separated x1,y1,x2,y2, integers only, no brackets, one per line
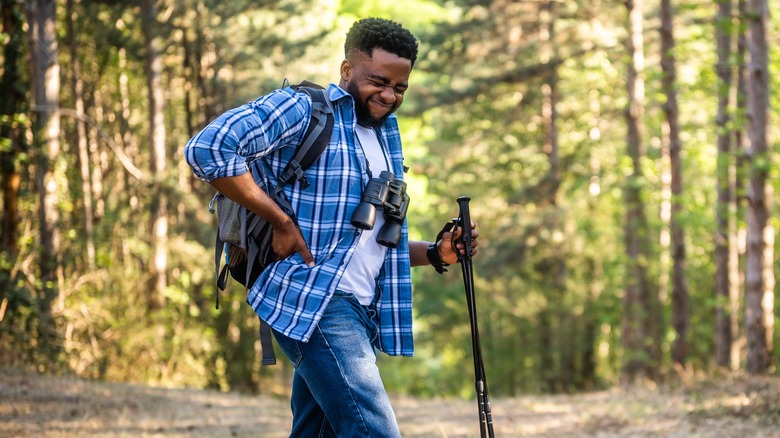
273,330,304,367
289,340,303,367
361,307,380,346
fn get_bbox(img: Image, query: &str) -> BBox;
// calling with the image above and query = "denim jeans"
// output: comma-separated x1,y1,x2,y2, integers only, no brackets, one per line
272,290,402,438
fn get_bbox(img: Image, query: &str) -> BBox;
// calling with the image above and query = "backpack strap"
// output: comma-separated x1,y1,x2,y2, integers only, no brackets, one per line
276,86,334,191
243,212,273,288
259,318,276,365
210,193,230,308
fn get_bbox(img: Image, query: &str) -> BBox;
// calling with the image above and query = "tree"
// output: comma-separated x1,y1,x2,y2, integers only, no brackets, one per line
621,0,661,382
0,0,30,366
534,0,570,393
141,0,168,309
1,0,26,257
65,0,95,270
743,0,773,374
660,0,689,371
25,0,62,367
714,0,740,371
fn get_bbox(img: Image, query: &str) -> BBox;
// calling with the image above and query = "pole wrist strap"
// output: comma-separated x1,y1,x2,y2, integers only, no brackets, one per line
427,241,449,274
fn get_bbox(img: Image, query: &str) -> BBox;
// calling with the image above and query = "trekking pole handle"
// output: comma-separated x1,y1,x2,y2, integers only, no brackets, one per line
457,196,473,260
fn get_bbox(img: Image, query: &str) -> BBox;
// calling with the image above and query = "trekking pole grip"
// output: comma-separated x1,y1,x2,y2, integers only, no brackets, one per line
457,196,472,259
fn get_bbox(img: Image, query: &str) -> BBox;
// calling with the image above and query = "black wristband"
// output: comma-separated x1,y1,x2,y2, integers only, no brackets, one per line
427,242,449,274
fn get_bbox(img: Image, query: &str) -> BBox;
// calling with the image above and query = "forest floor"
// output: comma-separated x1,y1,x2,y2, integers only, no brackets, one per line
2,368,780,437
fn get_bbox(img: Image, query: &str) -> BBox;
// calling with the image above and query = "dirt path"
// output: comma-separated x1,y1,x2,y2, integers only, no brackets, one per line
2,369,779,437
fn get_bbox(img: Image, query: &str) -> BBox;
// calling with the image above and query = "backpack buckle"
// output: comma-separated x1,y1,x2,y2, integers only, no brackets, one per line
280,160,310,189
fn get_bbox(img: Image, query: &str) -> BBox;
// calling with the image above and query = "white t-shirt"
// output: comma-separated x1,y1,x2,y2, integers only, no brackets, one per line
338,125,391,305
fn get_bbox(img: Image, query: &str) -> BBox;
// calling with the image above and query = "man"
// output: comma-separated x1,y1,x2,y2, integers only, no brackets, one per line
185,18,478,437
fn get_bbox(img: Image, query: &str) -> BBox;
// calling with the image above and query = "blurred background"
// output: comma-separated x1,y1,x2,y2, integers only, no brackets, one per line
1,0,778,398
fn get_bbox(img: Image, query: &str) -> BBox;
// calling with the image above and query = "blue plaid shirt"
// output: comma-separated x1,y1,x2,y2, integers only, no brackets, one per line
185,84,414,356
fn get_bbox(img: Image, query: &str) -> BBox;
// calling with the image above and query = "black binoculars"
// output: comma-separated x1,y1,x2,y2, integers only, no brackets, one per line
350,170,409,248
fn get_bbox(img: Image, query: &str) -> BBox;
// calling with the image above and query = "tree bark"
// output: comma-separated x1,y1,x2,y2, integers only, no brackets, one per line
660,0,690,370
66,0,95,270
25,0,62,366
1,0,25,258
195,1,217,125
621,0,660,382
582,77,604,390
142,0,168,309
743,0,773,374
729,0,749,369
539,0,570,392
714,0,738,370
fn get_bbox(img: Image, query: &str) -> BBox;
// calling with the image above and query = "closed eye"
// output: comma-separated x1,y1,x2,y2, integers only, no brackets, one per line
367,77,407,95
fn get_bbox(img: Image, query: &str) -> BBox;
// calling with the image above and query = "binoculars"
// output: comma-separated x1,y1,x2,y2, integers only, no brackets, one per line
350,170,409,248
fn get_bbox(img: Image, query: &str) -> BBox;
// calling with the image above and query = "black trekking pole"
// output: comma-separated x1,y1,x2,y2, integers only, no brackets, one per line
452,196,495,438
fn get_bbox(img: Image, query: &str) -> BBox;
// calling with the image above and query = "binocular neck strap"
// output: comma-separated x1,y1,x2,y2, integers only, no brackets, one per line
354,125,390,179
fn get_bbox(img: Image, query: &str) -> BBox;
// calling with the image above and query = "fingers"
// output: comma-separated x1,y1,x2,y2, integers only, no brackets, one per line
451,227,462,240
299,244,315,267
437,223,479,264
289,233,315,267
271,222,315,267
448,222,477,242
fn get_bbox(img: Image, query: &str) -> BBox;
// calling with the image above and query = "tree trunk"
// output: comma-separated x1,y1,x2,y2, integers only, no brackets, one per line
1,0,25,258
660,0,689,370
743,0,773,374
195,1,217,125
581,84,604,390
621,0,660,382
539,0,570,392
142,0,168,309
729,0,749,370
66,0,95,270
537,308,555,392
25,0,62,366
714,0,738,370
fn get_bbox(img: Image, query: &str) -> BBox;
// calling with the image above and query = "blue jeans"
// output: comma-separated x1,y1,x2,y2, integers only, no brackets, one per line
272,290,401,438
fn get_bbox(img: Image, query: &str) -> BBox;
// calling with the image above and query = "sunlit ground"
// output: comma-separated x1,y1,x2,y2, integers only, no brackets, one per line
2,369,779,437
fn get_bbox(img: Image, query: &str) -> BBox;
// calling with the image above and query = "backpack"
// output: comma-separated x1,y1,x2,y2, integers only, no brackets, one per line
208,81,334,365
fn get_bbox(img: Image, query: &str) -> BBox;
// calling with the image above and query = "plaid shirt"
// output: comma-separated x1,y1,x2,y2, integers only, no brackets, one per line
185,84,414,356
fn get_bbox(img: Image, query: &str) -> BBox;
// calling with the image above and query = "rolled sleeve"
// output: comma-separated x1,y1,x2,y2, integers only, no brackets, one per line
184,89,310,182
185,106,254,182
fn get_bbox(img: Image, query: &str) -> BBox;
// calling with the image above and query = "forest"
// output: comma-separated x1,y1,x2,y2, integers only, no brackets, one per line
1,0,778,400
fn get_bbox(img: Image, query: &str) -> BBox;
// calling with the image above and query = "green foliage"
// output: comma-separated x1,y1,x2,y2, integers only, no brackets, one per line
3,0,778,400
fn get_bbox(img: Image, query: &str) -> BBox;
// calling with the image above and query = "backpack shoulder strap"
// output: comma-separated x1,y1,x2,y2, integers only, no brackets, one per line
276,85,334,190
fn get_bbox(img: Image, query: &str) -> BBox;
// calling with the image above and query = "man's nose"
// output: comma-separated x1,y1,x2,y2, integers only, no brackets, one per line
379,85,397,103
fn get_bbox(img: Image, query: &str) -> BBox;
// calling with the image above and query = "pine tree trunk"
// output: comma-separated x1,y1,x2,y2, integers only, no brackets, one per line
730,0,750,370
582,258,601,390
26,0,62,366
581,90,604,390
195,1,216,124
1,0,25,258
539,0,570,392
142,0,168,309
660,0,690,370
537,308,555,392
66,0,95,270
743,0,773,374
714,0,737,370
118,47,139,183
621,0,660,382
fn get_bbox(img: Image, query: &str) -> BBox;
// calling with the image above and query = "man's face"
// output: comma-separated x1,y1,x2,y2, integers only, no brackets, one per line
340,49,412,128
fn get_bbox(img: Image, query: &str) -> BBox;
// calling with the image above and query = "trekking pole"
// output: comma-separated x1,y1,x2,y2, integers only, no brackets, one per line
453,196,495,438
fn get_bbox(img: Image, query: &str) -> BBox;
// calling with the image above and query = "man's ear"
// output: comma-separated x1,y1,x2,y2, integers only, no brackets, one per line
340,59,352,82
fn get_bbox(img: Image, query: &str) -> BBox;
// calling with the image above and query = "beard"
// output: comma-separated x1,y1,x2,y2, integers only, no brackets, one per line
346,79,395,129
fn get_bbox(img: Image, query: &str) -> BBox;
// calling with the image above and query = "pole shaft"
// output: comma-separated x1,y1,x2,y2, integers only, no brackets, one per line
455,196,494,438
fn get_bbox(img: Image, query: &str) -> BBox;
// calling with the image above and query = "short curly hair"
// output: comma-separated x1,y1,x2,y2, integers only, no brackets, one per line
345,18,419,67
